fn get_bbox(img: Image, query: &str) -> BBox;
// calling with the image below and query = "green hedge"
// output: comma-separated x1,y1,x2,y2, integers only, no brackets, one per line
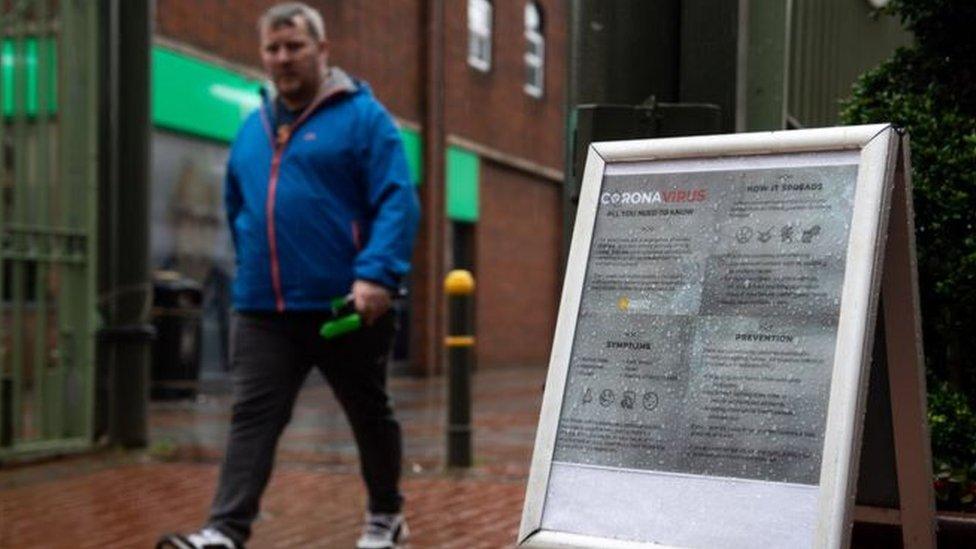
840,0,976,509
841,0,976,391
929,383,976,510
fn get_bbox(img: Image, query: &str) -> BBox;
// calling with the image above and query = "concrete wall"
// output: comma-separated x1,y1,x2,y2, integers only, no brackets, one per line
787,0,911,127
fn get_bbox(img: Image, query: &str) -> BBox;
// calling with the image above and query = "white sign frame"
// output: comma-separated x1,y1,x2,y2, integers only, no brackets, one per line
518,124,928,548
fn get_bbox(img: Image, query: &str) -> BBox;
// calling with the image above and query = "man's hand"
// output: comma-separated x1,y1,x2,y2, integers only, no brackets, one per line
352,279,392,326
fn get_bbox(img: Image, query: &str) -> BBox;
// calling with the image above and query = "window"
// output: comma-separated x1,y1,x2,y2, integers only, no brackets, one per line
523,2,544,98
467,0,493,72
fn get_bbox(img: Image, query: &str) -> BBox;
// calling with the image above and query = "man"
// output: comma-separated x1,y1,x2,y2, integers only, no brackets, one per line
158,3,419,548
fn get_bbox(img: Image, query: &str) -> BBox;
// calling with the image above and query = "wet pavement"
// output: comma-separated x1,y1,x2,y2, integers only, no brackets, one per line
0,366,548,548
5,364,975,548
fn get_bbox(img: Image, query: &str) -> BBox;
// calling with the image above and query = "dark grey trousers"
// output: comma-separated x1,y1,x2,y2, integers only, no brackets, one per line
208,311,403,543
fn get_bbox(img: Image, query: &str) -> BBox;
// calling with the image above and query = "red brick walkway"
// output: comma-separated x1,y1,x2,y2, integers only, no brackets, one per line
0,462,526,548
0,367,548,548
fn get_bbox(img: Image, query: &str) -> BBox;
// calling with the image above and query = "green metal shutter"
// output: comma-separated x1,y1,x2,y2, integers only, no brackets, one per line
1,0,100,458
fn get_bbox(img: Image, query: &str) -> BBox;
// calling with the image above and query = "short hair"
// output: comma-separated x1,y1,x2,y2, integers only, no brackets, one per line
258,2,326,41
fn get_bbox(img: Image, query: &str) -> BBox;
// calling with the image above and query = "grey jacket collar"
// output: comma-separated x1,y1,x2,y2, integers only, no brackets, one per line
262,66,357,108
320,66,357,98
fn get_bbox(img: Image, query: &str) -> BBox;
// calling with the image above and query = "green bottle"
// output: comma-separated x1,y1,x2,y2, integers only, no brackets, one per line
319,295,362,340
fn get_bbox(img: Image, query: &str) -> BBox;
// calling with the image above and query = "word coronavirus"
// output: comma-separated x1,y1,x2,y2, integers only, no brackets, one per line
601,189,707,205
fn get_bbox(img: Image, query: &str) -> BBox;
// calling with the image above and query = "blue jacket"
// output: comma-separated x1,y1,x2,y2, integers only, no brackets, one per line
225,69,420,311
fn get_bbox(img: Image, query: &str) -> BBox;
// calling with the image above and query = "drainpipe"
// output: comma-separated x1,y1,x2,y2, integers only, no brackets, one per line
97,0,153,447
414,0,446,376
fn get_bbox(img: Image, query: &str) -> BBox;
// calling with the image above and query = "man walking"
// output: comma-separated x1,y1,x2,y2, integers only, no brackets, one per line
159,3,419,548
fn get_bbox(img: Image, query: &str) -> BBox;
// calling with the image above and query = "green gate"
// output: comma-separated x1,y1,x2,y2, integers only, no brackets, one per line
0,0,99,458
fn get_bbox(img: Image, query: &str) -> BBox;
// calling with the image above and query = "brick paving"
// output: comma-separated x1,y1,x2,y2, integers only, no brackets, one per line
5,365,973,548
0,366,548,548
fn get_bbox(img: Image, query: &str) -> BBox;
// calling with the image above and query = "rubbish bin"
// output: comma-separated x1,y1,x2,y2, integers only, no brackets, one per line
151,270,203,400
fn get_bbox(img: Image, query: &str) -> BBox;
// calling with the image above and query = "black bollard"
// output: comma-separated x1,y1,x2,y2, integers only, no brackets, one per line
444,269,475,468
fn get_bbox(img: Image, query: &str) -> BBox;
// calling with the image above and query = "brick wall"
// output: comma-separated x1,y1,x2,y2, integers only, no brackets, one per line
155,0,424,122
444,0,567,172
476,161,561,368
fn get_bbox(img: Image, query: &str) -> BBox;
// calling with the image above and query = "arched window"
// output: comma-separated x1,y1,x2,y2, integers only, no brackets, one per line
467,0,493,72
524,2,544,98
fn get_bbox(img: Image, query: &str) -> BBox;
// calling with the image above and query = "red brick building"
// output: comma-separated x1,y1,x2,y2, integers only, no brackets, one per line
153,0,568,375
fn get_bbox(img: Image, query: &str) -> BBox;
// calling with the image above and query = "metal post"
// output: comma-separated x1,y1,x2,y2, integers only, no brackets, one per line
11,0,28,447
35,0,52,439
444,269,474,468
740,0,793,131
0,4,7,449
98,0,154,447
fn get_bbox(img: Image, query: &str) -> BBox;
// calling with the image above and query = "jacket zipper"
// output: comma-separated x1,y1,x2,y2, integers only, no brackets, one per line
266,149,286,312
261,86,349,312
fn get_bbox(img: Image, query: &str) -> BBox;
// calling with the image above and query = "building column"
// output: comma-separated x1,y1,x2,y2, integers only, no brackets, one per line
412,0,447,376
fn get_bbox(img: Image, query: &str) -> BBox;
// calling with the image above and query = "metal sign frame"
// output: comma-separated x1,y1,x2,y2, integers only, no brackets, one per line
518,124,931,548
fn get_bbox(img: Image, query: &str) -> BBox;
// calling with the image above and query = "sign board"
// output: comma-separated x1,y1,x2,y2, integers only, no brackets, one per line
518,125,934,548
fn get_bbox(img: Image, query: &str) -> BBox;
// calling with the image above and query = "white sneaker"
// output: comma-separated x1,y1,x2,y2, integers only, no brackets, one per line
355,512,409,549
156,527,241,549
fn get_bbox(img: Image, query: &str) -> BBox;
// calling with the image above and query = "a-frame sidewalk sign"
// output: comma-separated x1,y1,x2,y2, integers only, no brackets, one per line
518,124,935,548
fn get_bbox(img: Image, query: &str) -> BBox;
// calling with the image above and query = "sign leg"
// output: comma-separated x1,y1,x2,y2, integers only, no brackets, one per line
881,138,936,549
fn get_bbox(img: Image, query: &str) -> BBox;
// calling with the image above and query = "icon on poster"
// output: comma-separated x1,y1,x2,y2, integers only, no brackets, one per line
621,391,636,410
582,387,593,404
802,224,822,243
735,226,754,244
642,391,659,411
599,389,615,407
781,224,795,243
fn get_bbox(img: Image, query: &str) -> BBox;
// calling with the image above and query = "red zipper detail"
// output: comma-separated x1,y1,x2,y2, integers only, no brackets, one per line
266,150,286,312
351,220,362,250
